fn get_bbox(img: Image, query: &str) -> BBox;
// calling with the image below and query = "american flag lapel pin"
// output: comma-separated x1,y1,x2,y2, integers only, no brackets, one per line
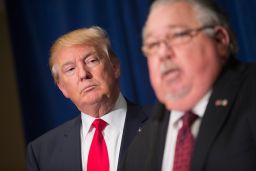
215,99,228,107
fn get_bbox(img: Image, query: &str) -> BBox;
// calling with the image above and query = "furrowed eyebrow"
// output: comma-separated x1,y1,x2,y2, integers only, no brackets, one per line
84,51,97,58
62,61,74,68
60,51,98,69
61,62,75,72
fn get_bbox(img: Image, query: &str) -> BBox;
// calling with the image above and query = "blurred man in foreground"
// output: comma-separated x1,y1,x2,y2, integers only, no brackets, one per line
121,0,256,170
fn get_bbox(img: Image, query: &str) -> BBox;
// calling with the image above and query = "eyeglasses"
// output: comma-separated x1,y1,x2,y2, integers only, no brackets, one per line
142,25,215,57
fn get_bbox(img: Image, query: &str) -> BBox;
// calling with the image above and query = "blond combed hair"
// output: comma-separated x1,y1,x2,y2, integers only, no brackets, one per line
49,26,116,83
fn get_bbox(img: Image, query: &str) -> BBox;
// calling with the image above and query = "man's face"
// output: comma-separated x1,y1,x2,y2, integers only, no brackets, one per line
54,44,120,112
143,2,229,111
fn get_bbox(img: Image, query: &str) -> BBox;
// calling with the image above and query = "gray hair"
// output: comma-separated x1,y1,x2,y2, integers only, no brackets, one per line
143,0,238,55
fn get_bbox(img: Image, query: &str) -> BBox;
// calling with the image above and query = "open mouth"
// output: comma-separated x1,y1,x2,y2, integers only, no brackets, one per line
162,68,180,82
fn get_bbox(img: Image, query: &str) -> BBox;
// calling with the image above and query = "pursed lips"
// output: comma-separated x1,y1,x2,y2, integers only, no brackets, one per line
80,84,97,94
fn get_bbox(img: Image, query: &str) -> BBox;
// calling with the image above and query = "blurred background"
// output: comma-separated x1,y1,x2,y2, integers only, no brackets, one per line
1,0,256,170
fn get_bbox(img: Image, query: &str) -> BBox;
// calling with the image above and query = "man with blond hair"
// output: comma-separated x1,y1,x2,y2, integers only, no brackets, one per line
27,26,148,171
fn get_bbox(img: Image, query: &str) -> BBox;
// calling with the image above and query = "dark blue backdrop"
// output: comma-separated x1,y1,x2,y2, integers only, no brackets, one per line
5,0,256,143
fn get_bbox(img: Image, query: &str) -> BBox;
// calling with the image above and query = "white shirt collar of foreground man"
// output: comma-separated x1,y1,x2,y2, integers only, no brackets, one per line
162,90,212,171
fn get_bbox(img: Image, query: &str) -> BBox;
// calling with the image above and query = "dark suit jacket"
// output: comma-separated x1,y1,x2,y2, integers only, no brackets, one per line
27,101,149,171
121,60,256,171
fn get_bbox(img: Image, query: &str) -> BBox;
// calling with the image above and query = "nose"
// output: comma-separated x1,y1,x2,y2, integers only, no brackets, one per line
157,41,174,61
77,64,92,81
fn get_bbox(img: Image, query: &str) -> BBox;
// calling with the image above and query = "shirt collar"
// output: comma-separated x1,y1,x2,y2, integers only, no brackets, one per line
170,90,212,126
193,90,212,118
81,93,127,135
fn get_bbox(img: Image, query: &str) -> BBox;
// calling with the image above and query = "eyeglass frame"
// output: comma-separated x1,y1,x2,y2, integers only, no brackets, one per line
142,25,216,57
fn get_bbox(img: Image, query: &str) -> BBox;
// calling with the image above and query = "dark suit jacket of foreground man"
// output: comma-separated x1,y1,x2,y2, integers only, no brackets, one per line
27,101,148,171
121,59,256,171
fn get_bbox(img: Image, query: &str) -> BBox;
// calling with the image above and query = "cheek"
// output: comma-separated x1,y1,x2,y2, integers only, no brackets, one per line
148,59,161,88
181,43,213,72
58,80,75,99
96,68,116,88
182,46,221,86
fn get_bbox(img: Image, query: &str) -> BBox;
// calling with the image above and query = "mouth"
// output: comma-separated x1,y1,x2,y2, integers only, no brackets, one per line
162,68,180,83
160,61,180,83
80,85,97,94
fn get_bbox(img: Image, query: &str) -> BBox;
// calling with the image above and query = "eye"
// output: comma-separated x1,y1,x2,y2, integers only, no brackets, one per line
62,65,76,76
172,30,191,38
169,30,192,45
87,57,98,63
150,42,160,48
145,41,161,51
67,67,74,71
64,66,75,72
85,55,100,67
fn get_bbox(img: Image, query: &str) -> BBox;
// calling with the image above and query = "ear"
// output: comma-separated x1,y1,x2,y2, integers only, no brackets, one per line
111,57,121,79
57,81,69,98
213,26,230,58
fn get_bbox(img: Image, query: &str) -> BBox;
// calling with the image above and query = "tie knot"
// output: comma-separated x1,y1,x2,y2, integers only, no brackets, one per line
182,111,198,128
92,119,107,132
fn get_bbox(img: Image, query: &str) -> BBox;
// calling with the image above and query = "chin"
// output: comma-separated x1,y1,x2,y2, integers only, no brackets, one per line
165,100,193,111
163,91,194,111
82,94,101,103
165,87,190,100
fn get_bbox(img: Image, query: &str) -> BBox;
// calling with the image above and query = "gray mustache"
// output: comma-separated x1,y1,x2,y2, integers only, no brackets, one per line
160,61,179,75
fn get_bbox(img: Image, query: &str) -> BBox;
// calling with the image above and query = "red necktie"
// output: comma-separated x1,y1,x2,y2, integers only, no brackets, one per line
173,111,198,171
87,119,109,171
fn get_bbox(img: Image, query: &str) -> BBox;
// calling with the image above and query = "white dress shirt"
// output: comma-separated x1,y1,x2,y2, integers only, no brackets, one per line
161,91,212,171
80,93,127,171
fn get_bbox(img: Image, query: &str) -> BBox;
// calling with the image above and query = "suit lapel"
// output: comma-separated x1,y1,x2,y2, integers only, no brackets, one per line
59,116,82,171
117,101,148,169
191,62,247,171
56,102,148,171
145,103,170,171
